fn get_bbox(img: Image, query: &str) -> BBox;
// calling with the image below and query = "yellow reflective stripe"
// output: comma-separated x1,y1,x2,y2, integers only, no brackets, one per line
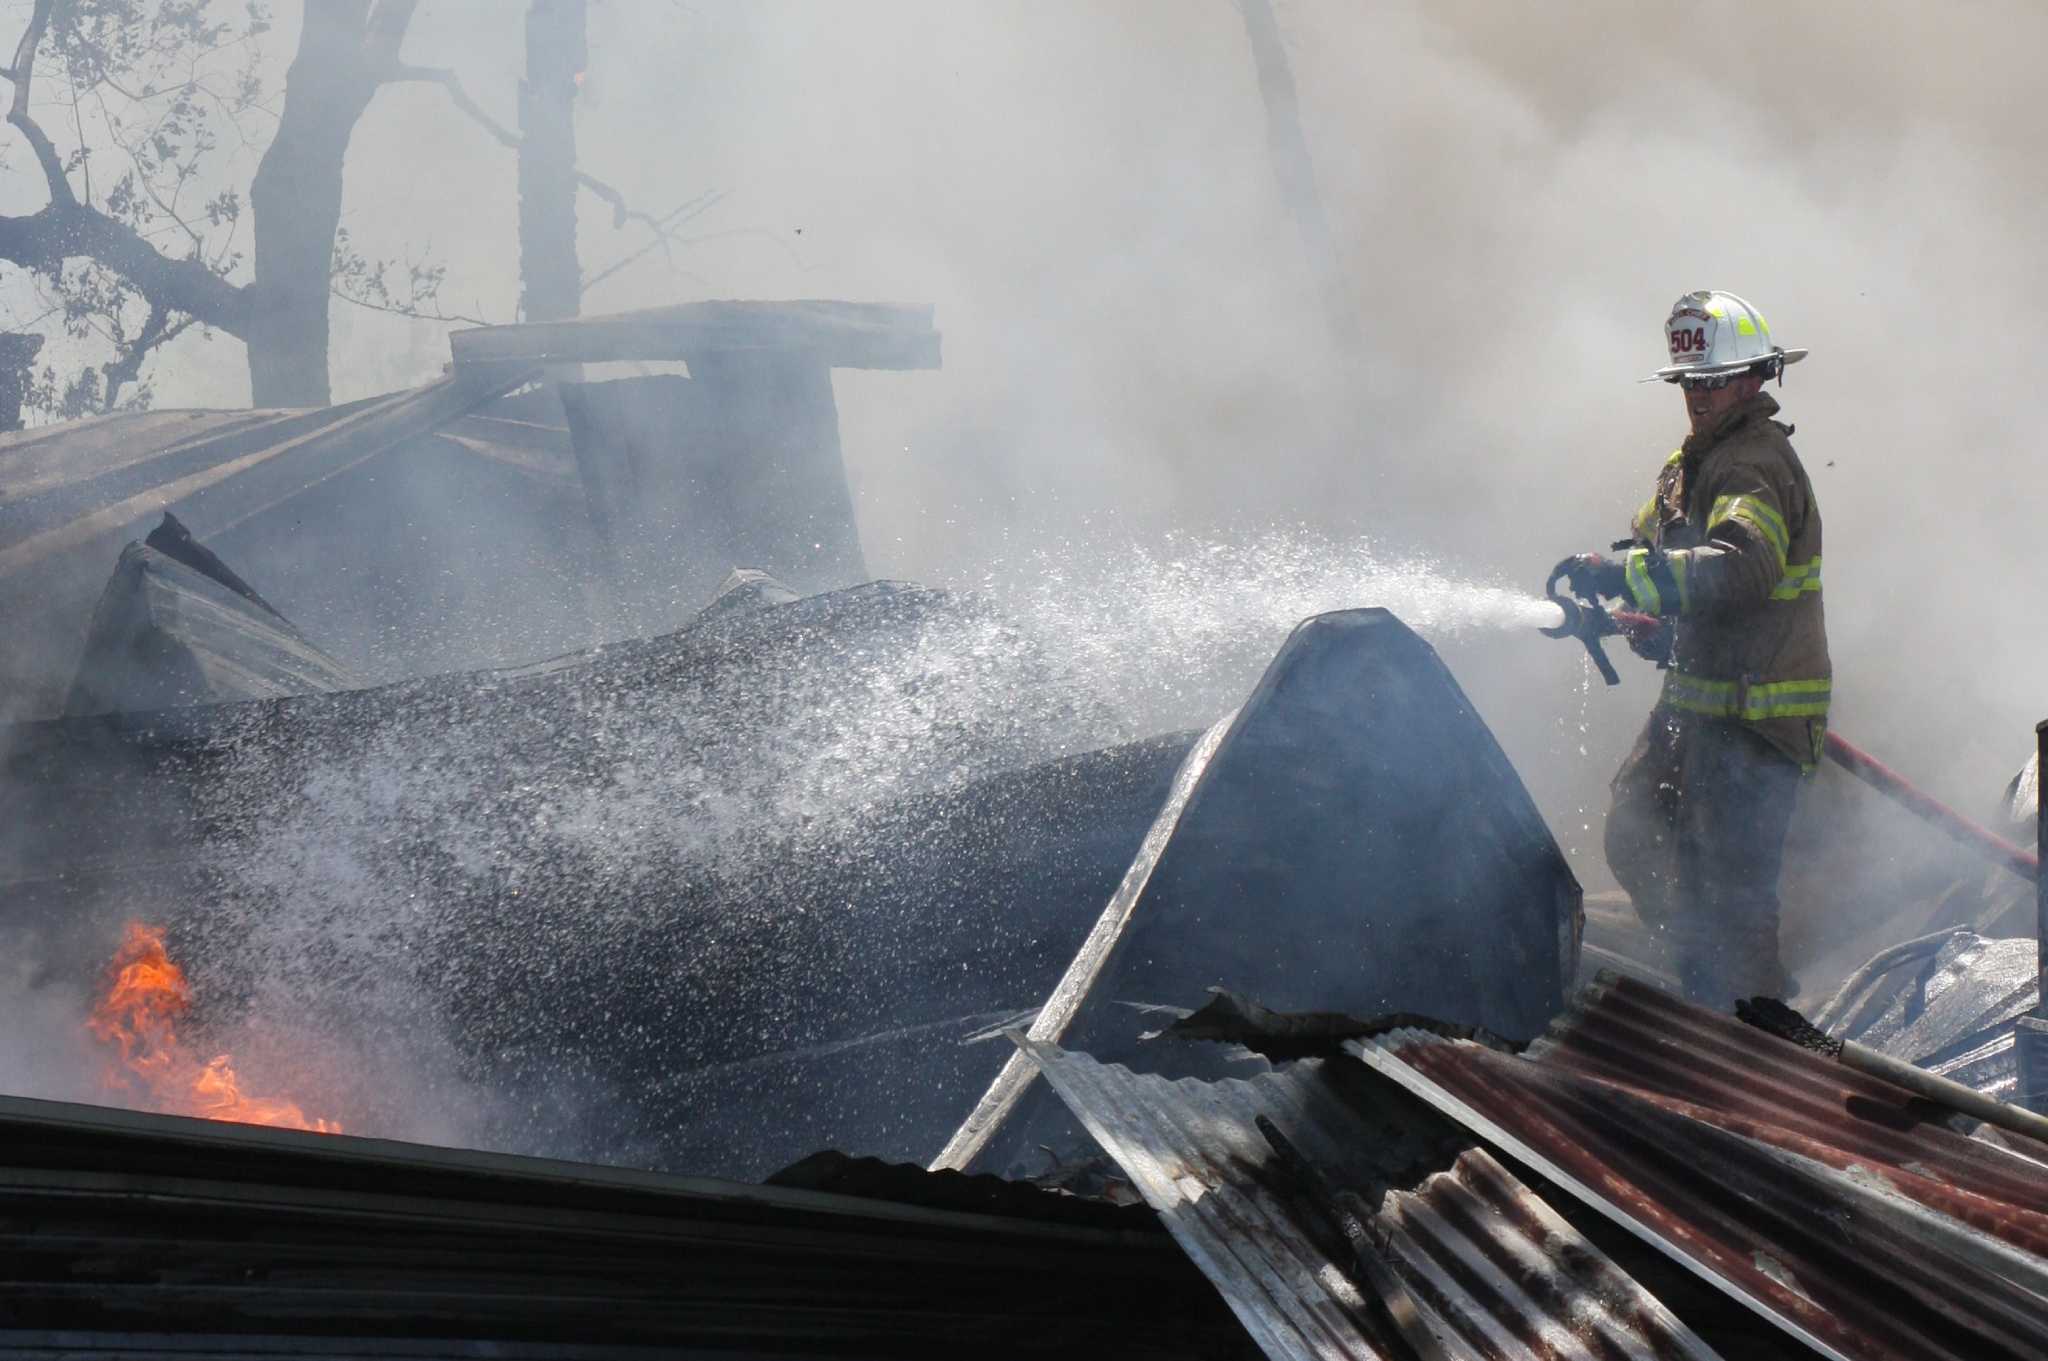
1624,548,1661,615
1735,314,1758,336
1708,493,1790,570
1668,550,1692,613
1770,556,1822,601
1632,494,1660,541
1661,673,1831,721
1663,448,1684,468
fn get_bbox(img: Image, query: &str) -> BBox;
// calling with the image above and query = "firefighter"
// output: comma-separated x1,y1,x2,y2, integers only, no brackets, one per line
1561,291,1829,1007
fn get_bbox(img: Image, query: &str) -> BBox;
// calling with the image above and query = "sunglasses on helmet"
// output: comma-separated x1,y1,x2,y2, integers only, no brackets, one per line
1666,355,1783,390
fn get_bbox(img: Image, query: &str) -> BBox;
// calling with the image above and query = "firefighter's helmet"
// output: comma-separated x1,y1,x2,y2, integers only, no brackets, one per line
1644,290,1807,384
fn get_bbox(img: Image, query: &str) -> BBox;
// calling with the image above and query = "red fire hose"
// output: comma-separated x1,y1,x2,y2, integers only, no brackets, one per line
1822,731,2039,883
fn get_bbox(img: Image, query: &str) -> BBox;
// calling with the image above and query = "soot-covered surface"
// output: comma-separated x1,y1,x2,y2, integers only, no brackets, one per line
1097,608,1579,1037
1,581,1193,1178
0,1091,1248,1359
957,607,1583,1175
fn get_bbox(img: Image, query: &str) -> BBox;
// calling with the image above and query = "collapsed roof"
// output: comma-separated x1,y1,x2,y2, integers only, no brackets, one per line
2,591,1581,1181
0,300,943,720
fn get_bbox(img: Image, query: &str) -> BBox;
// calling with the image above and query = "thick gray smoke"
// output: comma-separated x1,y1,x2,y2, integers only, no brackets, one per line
89,0,2035,809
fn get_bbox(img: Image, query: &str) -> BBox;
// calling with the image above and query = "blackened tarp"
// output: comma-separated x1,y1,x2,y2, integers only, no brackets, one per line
0,581,1192,1178
1086,607,1579,1038
0,1090,1243,1358
949,608,1582,1173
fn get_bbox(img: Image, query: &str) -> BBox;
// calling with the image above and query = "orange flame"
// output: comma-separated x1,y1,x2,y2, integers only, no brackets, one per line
87,922,341,1134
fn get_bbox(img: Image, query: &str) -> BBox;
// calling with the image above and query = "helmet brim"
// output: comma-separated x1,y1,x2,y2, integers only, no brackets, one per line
1640,348,1808,384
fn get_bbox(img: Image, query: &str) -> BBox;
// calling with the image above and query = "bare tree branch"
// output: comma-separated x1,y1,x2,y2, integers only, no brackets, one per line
580,188,722,291
0,200,249,333
365,0,420,66
329,285,489,329
8,0,77,209
387,61,677,233
389,61,513,143
65,67,89,203
0,2,249,342
99,296,192,410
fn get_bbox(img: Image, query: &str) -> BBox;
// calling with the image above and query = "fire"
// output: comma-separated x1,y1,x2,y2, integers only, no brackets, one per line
86,922,341,1134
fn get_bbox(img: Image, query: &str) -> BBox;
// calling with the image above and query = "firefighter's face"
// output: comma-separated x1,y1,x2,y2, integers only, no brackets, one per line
1680,373,1764,435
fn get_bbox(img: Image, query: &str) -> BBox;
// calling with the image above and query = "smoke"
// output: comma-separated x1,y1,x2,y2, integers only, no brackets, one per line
22,0,2038,805
259,0,2039,811
0,933,98,1107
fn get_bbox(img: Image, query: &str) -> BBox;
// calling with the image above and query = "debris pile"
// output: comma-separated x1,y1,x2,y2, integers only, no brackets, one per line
66,513,359,716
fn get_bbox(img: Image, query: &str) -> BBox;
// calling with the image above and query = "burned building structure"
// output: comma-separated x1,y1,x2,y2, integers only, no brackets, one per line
0,299,940,721
4,302,2045,1358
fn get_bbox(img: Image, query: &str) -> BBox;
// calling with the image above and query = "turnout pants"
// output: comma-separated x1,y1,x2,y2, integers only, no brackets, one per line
1604,707,1804,1008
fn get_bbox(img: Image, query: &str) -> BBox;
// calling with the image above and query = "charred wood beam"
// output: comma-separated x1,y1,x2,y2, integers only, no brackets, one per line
1237,0,1360,351
517,1,585,325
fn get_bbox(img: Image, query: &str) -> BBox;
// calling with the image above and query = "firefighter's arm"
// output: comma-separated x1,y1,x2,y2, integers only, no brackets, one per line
1617,471,1791,617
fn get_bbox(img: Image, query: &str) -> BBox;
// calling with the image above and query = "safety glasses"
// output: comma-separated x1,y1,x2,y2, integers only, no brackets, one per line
1668,355,1782,389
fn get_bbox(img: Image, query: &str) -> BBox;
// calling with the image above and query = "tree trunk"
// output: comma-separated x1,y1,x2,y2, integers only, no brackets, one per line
1237,0,1359,351
246,1,417,408
518,0,585,325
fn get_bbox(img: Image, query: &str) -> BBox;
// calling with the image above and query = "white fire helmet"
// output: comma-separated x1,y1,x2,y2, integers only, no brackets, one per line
1644,290,1807,384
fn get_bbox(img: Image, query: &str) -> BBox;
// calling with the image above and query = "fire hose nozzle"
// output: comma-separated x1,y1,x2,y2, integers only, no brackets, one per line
1542,556,1622,687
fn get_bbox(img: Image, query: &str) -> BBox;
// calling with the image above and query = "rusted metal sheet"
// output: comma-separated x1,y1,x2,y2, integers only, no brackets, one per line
1380,1148,1723,1361
1531,973,2048,1211
1019,1035,1722,1361
1354,972,2048,1361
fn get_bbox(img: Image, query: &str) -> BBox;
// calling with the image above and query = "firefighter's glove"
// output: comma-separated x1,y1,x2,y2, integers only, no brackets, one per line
1613,609,1673,666
1563,553,1626,602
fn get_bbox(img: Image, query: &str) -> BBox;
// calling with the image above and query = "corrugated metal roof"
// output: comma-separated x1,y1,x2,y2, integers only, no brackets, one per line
0,407,302,506
0,372,531,721
1018,1035,1723,1361
0,374,527,578
1529,973,2048,1214
1354,972,2048,1361
430,411,578,487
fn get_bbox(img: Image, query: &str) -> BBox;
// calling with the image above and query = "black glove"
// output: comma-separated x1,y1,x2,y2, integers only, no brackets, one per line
1613,609,1673,666
1563,552,1626,601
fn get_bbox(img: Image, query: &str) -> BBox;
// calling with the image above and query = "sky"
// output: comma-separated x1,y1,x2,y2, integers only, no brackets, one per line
11,0,2048,833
